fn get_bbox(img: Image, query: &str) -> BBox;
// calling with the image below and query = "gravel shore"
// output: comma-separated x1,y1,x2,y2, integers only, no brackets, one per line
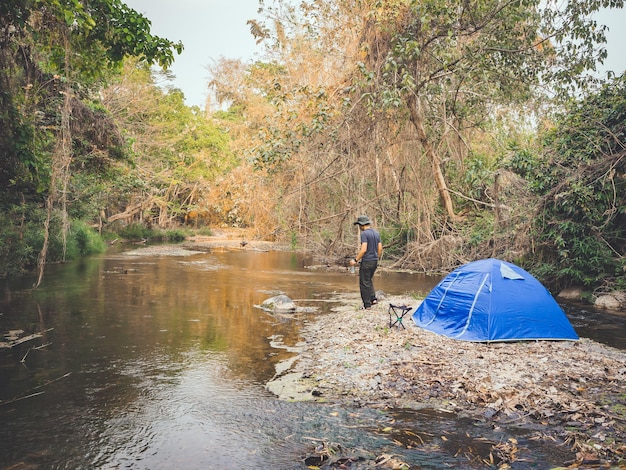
267,292,626,467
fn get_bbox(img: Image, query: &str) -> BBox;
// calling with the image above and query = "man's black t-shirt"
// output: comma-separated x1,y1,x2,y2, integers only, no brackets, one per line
360,228,381,262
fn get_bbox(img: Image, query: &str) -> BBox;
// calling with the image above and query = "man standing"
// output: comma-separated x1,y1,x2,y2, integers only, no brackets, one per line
349,215,383,309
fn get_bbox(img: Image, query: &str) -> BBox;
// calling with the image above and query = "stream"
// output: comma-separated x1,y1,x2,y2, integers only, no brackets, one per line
0,242,624,469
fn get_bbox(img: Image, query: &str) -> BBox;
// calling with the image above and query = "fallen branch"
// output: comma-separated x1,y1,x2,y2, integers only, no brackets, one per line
0,372,71,407
106,197,154,224
1,328,54,349
21,342,52,362
0,391,45,405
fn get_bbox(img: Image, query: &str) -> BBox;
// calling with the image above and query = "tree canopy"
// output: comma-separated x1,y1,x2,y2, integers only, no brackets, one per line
208,0,625,291
0,0,624,296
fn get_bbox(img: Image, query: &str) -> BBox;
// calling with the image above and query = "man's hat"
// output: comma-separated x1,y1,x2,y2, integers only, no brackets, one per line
353,215,372,226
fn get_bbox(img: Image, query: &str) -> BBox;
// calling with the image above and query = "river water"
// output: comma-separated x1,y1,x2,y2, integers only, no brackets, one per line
0,243,624,469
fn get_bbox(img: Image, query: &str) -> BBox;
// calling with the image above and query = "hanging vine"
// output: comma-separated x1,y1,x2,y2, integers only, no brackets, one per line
36,28,73,288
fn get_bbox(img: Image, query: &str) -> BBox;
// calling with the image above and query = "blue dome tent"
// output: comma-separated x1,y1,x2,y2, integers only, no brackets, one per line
412,258,579,342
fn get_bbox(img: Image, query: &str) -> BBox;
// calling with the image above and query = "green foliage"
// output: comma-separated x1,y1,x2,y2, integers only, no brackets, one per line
526,74,626,289
164,229,187,242
195,227,213,237
0,81,53,202
72,220,107,256
32,0,183,79
125,79,234,179
213,105,245,122
0,209,108,277
505,148,538,180
290,231,298,250
446,152,497,209
105,71,236,229
29,217,107,262
379,225,413,258
0,0,187,277
115,223,151,241
0,212,38,277
463,213,496,248
115,224,188,243
364,0,549,118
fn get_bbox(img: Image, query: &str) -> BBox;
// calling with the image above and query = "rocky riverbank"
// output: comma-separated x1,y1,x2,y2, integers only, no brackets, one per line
267,292,626,468
186,230,624,466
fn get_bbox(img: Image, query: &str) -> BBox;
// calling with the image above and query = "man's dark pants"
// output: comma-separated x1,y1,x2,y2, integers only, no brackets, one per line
359,260,378,308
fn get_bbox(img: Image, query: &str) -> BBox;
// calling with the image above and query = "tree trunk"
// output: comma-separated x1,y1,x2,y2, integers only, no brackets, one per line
406,96,460,223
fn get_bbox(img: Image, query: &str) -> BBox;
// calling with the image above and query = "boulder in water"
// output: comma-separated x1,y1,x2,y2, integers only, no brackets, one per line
260,294,296,313
594,291,626,311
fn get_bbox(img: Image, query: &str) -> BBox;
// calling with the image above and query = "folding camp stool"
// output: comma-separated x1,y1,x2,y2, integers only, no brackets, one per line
388,304,412,329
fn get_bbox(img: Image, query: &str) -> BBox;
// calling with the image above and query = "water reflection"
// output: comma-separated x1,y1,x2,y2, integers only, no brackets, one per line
0,244,621,469
562,301,626,349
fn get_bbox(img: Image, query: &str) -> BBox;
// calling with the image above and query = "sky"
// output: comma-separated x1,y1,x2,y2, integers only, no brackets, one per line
124,0,626,110
124,0,263,109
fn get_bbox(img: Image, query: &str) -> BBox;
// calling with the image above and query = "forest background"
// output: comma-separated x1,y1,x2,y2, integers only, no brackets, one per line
0,0,624,302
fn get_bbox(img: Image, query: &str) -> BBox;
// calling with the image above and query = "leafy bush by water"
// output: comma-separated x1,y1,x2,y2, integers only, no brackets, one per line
115,223,188,242
0,212,108,277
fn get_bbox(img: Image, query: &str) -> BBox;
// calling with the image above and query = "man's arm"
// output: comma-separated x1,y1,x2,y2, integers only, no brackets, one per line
350,242,368,265
357,242,367,261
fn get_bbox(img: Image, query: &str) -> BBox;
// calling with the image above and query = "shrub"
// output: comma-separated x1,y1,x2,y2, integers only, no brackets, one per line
0,216,36,277
73,220,107,256
116,223,152,241
115,223,189,243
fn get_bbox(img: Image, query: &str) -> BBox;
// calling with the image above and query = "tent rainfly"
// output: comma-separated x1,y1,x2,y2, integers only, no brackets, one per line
412,258,579,342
